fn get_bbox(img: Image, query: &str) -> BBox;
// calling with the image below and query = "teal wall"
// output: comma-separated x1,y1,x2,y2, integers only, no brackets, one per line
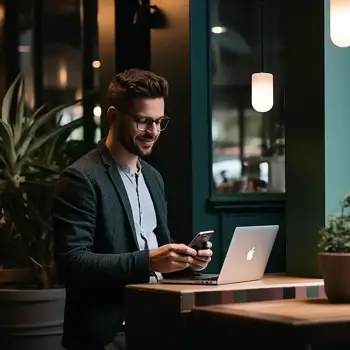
285,0,350,277
324,0,350,216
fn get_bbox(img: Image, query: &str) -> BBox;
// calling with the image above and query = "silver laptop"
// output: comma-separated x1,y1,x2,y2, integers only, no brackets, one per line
160,225,279,285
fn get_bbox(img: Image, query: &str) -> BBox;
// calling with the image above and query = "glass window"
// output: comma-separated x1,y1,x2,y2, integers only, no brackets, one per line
2,1,100,148
19,0,34,109
210,0,285,194
0,3,5,98
42,1,83,140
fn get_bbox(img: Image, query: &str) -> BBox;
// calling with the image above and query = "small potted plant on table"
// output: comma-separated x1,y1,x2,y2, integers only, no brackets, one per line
318,194,350,303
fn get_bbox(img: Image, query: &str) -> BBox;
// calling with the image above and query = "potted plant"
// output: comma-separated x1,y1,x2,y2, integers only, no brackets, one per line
0,75,83,350
318,194,350,303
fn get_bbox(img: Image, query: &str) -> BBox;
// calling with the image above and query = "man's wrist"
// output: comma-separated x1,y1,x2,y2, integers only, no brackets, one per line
148,249,155,273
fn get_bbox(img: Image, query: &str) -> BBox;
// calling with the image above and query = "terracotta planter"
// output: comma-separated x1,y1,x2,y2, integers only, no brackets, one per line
318,252,350,303
0,288,65,350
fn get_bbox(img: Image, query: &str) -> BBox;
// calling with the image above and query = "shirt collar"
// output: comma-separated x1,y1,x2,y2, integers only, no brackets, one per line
114,157,142,175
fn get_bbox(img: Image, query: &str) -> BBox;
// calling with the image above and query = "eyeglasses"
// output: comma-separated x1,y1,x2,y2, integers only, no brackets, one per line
134,115,170,132
114,108,171,132
122,110,170,132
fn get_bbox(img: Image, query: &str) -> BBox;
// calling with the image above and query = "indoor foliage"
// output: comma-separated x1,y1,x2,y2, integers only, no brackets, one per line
318,195,350,253
0,75,83,288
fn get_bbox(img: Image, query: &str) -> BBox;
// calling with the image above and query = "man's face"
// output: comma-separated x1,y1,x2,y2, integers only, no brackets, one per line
112,97,165,157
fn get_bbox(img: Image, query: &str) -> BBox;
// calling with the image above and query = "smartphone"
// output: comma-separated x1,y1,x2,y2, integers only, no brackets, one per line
188,230,214,250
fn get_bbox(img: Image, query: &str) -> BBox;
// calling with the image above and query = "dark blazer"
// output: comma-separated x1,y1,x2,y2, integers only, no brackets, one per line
52,140,173,350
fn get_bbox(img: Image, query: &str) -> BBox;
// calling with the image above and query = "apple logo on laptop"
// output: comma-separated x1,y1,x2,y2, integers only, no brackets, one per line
246,247,255,261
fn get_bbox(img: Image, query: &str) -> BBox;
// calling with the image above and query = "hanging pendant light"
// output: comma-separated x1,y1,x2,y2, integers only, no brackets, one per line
251,0,274,113
252,72,273,112
330,0,350,47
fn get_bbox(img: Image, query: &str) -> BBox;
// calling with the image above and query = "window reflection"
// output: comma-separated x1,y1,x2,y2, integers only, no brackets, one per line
42,0,83,140
210,0,285,194
19,0,34,109
0,3,5,99
3,0,100,149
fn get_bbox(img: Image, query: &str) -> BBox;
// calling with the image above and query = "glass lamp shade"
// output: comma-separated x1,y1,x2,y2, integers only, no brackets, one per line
251,72,274,113
330,0,350,47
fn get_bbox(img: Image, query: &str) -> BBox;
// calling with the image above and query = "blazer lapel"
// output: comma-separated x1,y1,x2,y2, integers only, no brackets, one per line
97,140,139,249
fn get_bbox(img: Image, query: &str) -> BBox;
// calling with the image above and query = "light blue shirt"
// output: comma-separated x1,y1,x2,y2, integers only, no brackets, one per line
116,160,162,282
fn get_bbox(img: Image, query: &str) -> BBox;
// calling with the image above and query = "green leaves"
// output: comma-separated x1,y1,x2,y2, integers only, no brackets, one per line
319,195,350,253
0,74,83,287
0,74,82,181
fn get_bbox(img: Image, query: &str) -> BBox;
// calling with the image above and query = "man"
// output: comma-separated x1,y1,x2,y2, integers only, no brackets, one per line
52,68,213,350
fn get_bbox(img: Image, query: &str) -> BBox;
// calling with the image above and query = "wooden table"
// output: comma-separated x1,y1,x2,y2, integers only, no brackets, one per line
125,274,324,350
189,298,350,349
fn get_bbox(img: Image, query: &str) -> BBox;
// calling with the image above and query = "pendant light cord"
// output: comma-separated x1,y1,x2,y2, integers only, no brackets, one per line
260,0,264,71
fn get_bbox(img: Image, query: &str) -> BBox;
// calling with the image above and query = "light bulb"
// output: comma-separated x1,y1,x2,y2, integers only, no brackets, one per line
211,26,227,34
251,72,274,113
92,60,101,68
330,0,350,47
58,62,68,88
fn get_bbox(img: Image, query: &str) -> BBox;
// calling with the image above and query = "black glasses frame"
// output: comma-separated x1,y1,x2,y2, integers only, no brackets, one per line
135,115,171,132
116,108,171,132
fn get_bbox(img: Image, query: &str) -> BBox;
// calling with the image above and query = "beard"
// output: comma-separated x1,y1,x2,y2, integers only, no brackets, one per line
116,122,158,157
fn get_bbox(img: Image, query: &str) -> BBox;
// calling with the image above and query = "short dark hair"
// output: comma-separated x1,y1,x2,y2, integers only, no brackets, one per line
107,68,169,109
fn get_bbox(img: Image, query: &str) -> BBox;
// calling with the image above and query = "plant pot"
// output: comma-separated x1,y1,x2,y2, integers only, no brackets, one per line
0,288,65,350
0,268,33,284
319,252,350,303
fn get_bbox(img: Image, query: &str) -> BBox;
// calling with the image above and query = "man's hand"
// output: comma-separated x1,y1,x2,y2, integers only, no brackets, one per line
149,244,197,273
190,241,213,271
